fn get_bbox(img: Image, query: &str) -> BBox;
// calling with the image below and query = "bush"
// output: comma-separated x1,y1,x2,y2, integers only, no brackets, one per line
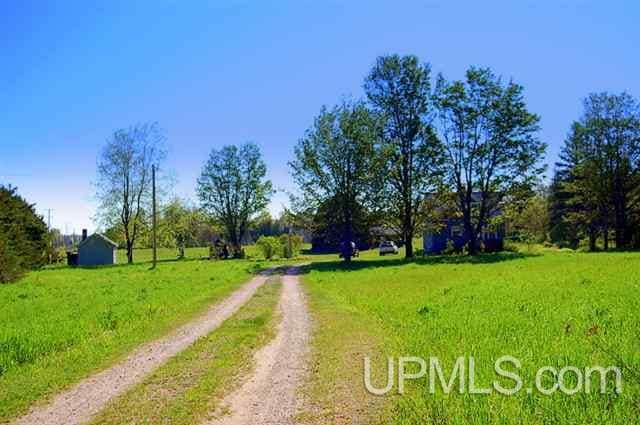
256,236,282,260
279,234,303,258
443,240,457,255
46,245,66,264
503,241,520,253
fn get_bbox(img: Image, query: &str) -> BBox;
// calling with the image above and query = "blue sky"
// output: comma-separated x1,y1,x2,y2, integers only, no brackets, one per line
1,0,638,233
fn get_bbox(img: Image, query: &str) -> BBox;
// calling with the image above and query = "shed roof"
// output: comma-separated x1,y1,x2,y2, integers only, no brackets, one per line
78,233,118,248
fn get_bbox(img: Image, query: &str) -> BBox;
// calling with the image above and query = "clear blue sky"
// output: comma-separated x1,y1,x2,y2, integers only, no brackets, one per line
1,0,638,233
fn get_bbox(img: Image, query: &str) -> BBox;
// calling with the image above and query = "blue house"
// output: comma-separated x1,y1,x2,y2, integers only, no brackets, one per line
423,219,504,254
423,194,505,255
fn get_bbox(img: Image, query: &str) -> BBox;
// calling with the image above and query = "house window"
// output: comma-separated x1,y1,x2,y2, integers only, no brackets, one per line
451,225,463,237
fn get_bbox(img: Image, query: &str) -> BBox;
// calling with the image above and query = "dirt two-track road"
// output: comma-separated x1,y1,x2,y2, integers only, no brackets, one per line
13,267,311,425
207,267,311,425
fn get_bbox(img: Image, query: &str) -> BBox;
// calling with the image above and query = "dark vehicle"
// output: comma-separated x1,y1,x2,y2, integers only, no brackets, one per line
338,240,359,259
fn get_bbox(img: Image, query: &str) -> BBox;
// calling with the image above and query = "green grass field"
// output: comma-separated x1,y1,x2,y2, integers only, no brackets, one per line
300,250,640,424
0,251,262,421
2,245,639,424
116,247,210,263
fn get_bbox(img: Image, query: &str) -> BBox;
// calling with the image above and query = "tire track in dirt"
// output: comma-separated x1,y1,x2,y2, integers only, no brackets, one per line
13,270,275,425
206,266,311,425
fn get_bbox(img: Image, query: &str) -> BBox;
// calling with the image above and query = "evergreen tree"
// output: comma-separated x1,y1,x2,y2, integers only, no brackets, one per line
0,186,49,283
556,93,640,250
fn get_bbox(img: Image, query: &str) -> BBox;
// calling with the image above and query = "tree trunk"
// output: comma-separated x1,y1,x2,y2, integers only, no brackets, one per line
226,225,241,258
341,206,354,262
405,230,414,258
588,230,597,252
615,205,625,249
468,233,478,256
616,208,629,249
126,241,134,264
463,212,477,256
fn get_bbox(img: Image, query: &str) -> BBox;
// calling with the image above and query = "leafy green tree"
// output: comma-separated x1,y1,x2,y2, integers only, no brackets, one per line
96,123,166,263
45,228,65,263
290,102,381,261
0,186,49,283
434,67,545,255
161,199,205,258
504,189,550,247
197,143,273,257
301,195,378,254
103,223,125,248
364,54,444,258
250,210,283,239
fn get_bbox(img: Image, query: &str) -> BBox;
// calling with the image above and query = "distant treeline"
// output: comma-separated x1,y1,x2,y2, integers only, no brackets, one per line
549,92,640,250
102,200,299,251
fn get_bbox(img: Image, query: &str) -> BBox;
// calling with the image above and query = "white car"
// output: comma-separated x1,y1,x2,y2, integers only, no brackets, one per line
379,241,399,255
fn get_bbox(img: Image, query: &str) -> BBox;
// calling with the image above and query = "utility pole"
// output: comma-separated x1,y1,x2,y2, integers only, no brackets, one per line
152,164,157,269
46,209,52,263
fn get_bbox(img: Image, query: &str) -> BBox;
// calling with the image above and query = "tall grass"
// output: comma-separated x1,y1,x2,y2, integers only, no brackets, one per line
302,251,640,424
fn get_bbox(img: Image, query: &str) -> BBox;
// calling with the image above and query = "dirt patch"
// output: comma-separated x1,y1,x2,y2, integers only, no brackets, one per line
206,267,311,425
13,270,274,425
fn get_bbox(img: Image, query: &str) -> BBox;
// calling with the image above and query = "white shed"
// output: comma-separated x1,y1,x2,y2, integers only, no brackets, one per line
78,233,118,266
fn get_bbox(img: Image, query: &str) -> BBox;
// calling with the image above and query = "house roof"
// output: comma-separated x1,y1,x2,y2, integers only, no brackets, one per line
369,226,400,236
78,233,118,249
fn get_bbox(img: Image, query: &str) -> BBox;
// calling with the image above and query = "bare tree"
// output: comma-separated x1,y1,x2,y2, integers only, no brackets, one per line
96,123,166,263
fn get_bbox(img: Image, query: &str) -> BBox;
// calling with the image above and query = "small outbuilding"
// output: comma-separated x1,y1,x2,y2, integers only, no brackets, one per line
77,230,117,266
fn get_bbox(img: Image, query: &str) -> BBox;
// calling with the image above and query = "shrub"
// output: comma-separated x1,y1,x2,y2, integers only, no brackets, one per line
443,240,457,255
256,236,282,260
503,241,520,253
279,234,303,258
46,246,66,264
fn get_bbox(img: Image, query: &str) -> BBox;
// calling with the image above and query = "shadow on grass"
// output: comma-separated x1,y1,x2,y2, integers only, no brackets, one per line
299,251,536,274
